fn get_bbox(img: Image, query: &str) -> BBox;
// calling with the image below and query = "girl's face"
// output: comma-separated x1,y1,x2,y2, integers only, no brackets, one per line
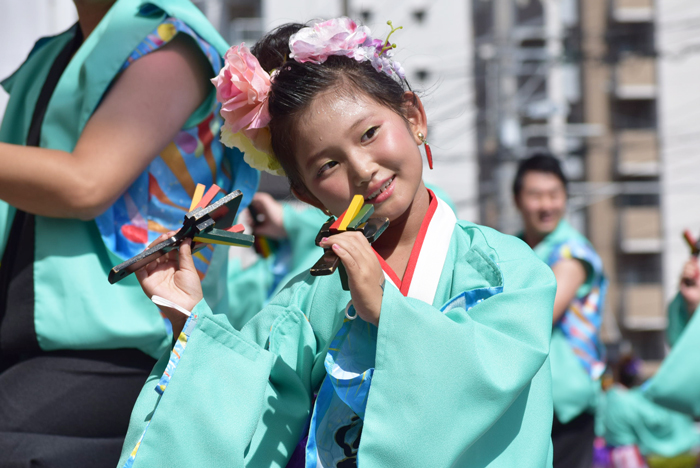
292,90,428,223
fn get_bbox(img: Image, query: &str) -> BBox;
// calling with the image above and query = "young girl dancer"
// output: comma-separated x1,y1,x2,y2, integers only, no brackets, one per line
119,18,557,468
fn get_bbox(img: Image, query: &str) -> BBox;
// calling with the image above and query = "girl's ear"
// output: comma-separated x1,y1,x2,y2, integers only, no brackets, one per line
291,185,328,213
403,92,428,145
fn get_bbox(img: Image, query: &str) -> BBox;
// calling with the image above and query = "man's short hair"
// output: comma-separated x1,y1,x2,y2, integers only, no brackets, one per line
512,153,568,197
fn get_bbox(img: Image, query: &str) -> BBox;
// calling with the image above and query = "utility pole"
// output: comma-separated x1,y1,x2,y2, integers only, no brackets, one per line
493,0,520,234
544,0,567,158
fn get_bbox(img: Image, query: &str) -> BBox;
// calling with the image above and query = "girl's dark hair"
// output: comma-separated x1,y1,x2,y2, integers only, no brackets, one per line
251,22,413,192
512,153,569,197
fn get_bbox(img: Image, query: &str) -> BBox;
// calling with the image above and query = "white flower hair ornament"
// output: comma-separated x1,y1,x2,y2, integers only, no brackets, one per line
211,18,404,176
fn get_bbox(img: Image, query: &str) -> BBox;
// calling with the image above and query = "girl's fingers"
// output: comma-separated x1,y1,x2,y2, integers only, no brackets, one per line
320,232,369,252
332,236,360,258
332,243,359,271
135,267,148,282
329,234,373,264
178,239,197,274
148,230,177,249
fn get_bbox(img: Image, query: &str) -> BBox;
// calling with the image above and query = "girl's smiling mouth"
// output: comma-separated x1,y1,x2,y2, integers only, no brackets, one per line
365,176,395,204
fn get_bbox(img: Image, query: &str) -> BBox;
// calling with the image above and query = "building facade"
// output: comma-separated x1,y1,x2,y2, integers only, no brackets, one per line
470,0,693,361
656,0,700,320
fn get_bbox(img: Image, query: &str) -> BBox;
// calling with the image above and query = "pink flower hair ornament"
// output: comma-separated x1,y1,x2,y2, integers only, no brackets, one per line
289,18,405,80
212,18,404,176
212,44,284,176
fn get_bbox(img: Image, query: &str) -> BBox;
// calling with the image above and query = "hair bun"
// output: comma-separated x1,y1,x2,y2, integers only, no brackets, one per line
251,23,304,73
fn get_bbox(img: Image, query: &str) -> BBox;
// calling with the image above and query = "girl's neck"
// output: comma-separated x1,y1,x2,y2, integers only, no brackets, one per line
372,183,431,280
74,1,115,39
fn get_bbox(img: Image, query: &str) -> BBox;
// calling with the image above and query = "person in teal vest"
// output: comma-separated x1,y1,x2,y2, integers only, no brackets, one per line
514,154,608,468
116,18,557,468
0,0,257,466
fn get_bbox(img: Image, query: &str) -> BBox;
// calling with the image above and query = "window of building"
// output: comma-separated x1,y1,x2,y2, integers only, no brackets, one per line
612,99,656,130
608,22,655,59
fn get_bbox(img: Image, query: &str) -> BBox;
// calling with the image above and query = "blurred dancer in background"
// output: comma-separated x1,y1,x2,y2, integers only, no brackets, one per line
667,255,698,345
641,246,700,420
0,0,256,466
595,351,700,468
514,154,608,468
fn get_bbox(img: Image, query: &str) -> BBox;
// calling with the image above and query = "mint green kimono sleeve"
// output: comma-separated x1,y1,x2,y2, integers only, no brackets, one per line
118,295,319,468
644,307,700,417
600,387,700,457
666,293,693,347
358,232,556,468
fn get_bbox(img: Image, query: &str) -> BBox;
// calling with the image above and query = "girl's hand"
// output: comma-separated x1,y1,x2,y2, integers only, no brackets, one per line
679,257,700,315
319,232,385,326
249,192,287,239
135,232,204,335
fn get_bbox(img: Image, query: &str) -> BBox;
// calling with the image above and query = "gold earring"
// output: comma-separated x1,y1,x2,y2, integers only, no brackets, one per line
417,132,433,170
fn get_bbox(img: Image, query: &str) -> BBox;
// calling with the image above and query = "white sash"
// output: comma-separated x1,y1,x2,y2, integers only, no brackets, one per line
383,196,457,305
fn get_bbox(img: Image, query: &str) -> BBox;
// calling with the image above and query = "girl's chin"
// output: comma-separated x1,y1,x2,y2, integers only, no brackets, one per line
377,182,427,218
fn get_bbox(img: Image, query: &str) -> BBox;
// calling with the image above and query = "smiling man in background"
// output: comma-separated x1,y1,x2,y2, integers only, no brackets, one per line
514,153,608,468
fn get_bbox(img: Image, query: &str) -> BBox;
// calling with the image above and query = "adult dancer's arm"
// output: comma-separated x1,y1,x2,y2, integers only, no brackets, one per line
0,34,211,219
551,258,587,324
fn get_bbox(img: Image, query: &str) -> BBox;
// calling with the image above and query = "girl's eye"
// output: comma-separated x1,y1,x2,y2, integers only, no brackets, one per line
317,160,338,177
361,126,379,142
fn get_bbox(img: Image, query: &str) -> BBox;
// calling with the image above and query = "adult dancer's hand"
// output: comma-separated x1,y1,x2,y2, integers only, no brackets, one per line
136,232,203,336
248,192,287,239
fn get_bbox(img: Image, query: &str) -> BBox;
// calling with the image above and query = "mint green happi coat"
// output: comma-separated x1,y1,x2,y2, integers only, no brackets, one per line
118,209,556,468
0,0,252,358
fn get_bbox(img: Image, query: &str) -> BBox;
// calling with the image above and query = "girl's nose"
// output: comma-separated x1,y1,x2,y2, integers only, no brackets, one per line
348,152,376,187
